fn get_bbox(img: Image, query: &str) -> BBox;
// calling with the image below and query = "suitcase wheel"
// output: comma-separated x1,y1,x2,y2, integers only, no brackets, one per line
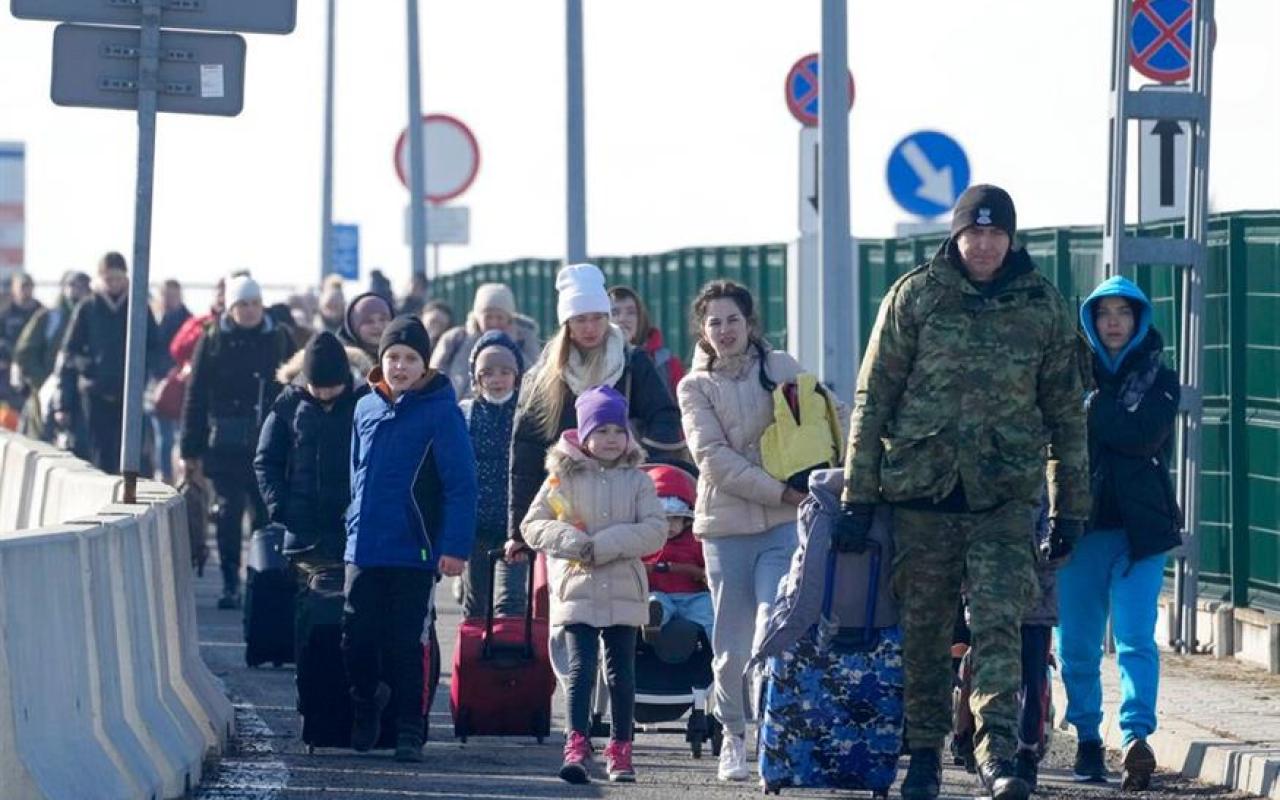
589,713,610,739
762,781,782,795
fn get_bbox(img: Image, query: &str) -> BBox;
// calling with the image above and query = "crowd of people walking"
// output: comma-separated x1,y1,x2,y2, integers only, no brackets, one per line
0,182,1183,798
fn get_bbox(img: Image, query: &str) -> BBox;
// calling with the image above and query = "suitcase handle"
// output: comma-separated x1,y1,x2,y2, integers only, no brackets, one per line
820,539,881,652
482,548,536,661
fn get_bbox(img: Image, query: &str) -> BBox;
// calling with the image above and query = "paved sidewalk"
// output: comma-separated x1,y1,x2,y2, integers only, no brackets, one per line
1052,651,1280,798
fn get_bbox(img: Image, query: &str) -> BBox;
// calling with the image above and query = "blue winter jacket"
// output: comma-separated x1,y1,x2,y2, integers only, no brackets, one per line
345,369,478,570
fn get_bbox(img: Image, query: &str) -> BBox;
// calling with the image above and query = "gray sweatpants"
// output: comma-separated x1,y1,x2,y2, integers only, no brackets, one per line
703,520,798,737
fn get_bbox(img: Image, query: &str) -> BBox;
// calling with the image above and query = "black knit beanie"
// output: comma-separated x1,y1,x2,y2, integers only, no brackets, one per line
378,316,432,363
302,331,350,388
950,184,1017,239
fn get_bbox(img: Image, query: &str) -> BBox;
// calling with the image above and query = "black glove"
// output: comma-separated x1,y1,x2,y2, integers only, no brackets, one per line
833,502,876,553
1042,518,1084,564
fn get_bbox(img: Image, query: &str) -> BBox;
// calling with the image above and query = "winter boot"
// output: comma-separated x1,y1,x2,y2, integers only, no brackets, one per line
1072,739,1108,783
1121,738,1156,792
349,682,390,753
978,758,1031,800
900,747,942,800
1014,749,1040,794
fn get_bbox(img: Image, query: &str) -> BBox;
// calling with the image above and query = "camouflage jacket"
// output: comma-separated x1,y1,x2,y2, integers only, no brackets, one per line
842,242,1089,520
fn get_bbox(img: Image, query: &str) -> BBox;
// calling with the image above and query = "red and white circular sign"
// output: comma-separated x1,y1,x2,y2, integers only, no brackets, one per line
394,113,480,203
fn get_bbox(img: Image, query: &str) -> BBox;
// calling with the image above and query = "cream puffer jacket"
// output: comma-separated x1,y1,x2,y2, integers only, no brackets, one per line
677,345,805,538
520,432,666,628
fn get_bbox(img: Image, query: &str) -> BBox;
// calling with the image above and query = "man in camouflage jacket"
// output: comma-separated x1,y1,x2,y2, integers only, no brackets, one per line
834,185,1089,800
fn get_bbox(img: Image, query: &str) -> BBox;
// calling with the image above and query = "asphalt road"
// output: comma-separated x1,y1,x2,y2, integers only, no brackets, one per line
193,568,1258,800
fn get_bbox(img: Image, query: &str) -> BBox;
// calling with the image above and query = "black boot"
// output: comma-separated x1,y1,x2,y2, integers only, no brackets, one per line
1121,739,1156,792
394,732,424,763
349,682,390,752
217,574,241,610
900,748,942,800
951,730,977,773
978,758,1030,800
1072,740,1108,783
1013,750,1039,794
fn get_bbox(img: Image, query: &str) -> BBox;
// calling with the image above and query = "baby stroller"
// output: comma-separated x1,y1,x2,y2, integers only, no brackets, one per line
588,617,723,759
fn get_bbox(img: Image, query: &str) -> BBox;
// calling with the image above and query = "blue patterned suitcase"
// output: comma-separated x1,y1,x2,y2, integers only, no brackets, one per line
758,542,905,796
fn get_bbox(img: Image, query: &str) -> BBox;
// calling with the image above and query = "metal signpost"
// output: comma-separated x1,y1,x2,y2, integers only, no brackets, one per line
886,130,970,219
12,0,297,502
405,0,428,284
1104,0,1214,654
565,0,586,264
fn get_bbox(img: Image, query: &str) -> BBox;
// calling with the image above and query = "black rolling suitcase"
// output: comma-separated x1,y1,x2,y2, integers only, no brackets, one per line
243,524,297,667
296,566,442,751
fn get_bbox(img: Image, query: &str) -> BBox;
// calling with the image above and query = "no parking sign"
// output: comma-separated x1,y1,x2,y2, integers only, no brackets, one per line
1129,0,1193,83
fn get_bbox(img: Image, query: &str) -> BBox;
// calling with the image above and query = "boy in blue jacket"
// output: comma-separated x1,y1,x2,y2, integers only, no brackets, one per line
344,316,478,762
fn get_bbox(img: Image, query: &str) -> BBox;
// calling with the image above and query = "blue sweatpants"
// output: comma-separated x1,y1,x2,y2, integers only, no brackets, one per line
1055,529,1166,746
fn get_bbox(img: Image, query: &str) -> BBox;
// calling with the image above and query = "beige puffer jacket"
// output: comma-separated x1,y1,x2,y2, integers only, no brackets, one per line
677,345,804,538
520,432,666,628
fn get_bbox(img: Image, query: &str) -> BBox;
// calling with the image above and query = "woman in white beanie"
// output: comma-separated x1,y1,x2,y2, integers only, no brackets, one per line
505,264,684,558
430,282,542,399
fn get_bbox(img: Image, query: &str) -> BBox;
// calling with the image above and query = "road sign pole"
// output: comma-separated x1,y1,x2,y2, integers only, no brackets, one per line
819,0,856,401
405,0,429,286
565,0,587,264
320,0,335,280
120,0,162,502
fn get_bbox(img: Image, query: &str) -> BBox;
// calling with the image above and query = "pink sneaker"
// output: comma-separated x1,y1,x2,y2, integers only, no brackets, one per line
604,739,635,783
559,731,592,784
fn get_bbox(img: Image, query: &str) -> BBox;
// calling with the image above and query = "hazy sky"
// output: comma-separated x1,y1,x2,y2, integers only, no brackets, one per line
1,1,1277,299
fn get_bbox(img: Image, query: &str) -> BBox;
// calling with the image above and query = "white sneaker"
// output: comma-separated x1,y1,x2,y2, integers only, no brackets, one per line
718,735,750,782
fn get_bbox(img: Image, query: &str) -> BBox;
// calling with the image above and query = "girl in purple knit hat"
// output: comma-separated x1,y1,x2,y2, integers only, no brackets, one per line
520,385,666,785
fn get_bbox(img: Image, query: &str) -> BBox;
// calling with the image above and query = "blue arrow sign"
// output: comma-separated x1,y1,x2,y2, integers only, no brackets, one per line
885,131,970,219
331,223,359,281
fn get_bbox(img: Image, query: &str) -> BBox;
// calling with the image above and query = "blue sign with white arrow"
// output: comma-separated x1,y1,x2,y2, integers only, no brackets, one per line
886,130,970,219
331,223,359,280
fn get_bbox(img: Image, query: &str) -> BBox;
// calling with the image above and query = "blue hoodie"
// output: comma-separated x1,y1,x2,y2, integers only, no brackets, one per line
1080,276,1153,374
345,369,478,569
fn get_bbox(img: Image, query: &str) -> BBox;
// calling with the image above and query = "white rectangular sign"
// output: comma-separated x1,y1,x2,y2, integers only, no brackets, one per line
405,204,471,246
798,127,818,235
0,142,25,274
1139,116,1188,224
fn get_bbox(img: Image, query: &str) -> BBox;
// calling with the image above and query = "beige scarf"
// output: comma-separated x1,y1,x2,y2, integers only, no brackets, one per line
562,324,627,396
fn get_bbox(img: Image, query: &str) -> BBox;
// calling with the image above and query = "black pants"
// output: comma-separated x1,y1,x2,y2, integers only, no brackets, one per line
564,623,637,741
81,390,122,474
207,456,267,592
342,565,434,738
1018,624,1053,754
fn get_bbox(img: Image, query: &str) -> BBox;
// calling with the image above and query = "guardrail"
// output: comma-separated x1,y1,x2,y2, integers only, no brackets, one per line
0,430,233,800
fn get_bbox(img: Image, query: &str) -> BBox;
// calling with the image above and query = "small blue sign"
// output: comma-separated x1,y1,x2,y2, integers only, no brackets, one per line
1129,0,1192,83
885,131,970,219
331,223,359,281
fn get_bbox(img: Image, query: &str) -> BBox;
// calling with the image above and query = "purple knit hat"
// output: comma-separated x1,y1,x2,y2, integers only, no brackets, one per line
576,385,629,444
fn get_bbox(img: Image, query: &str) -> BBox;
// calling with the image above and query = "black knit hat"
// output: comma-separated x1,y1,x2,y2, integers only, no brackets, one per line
378,315,432,363
950,184,1017,239
302,331,350,388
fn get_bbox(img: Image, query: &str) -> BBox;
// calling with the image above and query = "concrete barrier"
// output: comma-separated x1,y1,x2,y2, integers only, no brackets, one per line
0,430,231,799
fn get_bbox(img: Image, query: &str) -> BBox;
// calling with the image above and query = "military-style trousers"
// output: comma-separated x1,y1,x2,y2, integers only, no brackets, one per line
893,501,1038,763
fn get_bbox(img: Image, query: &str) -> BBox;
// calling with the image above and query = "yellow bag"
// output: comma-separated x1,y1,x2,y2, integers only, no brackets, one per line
760,373,845,488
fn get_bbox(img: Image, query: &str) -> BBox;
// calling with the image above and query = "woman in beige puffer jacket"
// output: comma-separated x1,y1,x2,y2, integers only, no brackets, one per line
676,280,807,781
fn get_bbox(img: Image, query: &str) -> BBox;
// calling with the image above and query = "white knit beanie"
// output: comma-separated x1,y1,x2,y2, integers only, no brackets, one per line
225,275,262,308
555,263,610,325
472,283,516,318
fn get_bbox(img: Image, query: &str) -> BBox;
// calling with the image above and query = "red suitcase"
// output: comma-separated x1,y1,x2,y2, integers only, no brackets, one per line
450,549,555,742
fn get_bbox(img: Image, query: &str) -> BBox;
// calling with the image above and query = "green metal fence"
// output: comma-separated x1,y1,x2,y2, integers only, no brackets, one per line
435,211,1279,612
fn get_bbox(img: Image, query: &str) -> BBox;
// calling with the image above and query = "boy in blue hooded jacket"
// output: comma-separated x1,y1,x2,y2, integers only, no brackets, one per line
344,316,478,762
1056,276,1181,791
